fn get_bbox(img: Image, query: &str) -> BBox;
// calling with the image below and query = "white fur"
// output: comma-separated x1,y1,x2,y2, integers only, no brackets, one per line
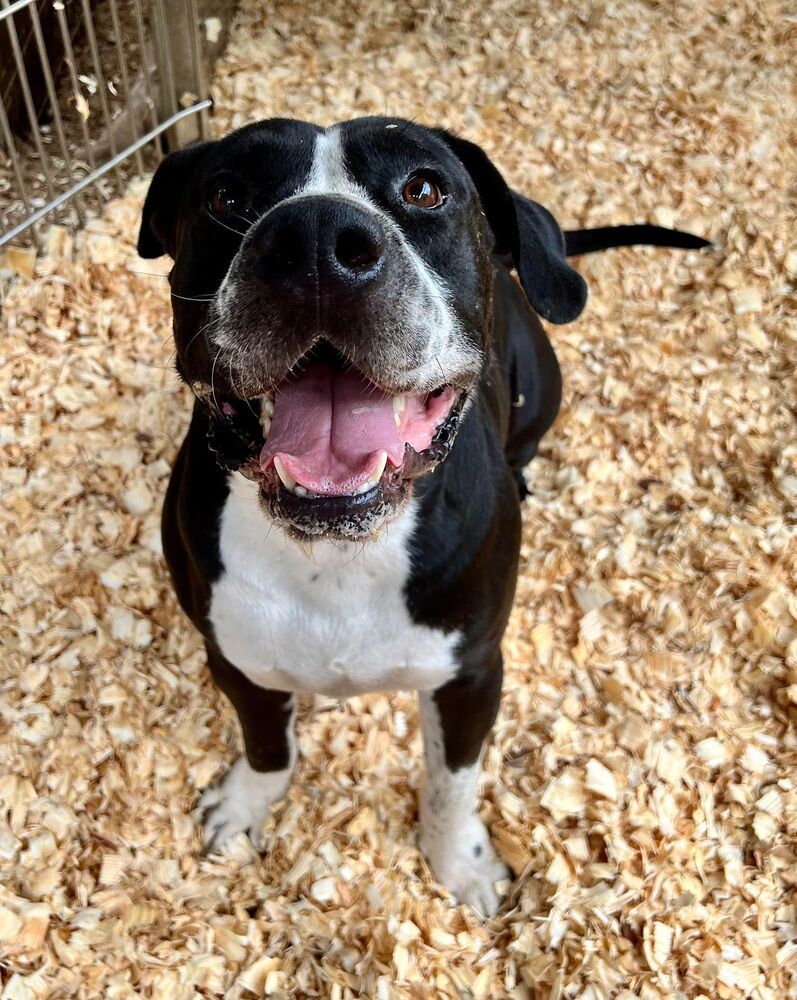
299,128,355,196
208,475,461,699
206,478,505,911
199,718,296,850
418,693,507,916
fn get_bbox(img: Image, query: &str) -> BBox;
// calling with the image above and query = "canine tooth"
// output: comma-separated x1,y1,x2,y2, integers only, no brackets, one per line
297,540,313,558
260,396,274,435
369,451,388,484
273,456,296,491
294,485,307,497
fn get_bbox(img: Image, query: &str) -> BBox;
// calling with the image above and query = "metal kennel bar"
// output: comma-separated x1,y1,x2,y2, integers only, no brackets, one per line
0,0,214,251
0,101,210,247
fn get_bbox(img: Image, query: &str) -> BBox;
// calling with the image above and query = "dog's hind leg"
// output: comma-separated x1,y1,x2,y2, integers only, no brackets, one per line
418,649,509,916
198,642,296,852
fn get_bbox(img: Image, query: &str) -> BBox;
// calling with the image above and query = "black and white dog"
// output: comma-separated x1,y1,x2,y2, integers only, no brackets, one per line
137,117,707,914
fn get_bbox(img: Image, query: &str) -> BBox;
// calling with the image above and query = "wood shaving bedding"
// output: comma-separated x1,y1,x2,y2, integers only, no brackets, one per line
1,0,796,997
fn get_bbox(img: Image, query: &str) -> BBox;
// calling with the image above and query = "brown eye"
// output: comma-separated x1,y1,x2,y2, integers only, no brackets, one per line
209,183,244,216
401,175,444,209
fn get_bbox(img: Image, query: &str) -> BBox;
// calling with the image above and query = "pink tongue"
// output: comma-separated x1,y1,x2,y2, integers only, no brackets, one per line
260,363,405,495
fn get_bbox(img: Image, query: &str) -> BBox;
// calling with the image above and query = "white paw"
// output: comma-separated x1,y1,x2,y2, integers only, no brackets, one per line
198,756,291,852
420,814,509,917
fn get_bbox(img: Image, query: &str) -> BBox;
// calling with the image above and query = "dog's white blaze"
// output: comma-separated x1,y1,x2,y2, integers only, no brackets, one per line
418,694,506,916
208,474,461,699
299,127,353,196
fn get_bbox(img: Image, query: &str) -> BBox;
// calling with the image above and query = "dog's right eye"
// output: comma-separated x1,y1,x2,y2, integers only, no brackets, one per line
209,182,245,216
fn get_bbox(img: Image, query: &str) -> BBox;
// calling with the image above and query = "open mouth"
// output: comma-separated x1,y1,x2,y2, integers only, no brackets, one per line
208,344,466,539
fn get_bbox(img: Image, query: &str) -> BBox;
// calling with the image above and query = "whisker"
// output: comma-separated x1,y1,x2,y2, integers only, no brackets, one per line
170,290,216,303
397,115,419,136
210,347,223,413
130,266,224,308
226,344,244,404
228,347,256,411
227,353,237,403
180,317,216,361
230,211,256,230
202,207,249,238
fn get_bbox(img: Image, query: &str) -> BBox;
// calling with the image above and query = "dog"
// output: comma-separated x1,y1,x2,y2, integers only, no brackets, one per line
137,117,707,915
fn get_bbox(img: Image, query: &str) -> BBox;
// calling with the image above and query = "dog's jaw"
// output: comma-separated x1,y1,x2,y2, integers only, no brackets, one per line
204,344,471,542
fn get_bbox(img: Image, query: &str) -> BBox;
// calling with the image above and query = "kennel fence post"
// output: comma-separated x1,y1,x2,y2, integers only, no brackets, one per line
149,0,210,150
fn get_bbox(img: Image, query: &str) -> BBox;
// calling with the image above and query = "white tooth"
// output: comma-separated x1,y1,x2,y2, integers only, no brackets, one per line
260,396,274,435
393,395,406,414
273,456,296,491
297,540,313,558
294,485,307,497
368,451,388,485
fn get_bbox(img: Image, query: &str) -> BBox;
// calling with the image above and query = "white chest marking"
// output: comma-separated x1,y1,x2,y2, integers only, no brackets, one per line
208,476,461,698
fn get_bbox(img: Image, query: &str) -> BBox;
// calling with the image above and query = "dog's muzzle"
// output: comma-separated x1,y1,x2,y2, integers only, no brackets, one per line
201,195,479,541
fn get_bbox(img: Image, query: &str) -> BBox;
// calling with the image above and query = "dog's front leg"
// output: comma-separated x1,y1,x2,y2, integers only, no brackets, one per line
418,650,509,916
198,642,296,852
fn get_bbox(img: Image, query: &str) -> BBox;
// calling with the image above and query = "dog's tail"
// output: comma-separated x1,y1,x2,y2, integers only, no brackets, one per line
564,224,710,256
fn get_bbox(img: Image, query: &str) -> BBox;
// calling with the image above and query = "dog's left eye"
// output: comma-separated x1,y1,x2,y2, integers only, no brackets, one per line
209,182,245,216
402,175,445,209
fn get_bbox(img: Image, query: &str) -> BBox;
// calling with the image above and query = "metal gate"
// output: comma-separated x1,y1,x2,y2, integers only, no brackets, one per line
0,0,220,251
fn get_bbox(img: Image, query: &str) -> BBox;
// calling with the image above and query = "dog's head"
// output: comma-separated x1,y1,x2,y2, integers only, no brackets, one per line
138,117,586,540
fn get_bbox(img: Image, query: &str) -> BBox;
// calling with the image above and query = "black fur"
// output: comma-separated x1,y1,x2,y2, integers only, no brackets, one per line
141,117,708,783
565,223,710,255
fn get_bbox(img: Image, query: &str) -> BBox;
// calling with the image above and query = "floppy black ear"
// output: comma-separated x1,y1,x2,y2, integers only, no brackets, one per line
137,141,215,259
436,130,587,324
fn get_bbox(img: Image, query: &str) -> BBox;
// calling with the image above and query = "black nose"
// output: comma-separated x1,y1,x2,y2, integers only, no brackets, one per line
254,196,385,296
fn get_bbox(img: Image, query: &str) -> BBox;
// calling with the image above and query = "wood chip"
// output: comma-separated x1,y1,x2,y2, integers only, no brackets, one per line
1,1,795,997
